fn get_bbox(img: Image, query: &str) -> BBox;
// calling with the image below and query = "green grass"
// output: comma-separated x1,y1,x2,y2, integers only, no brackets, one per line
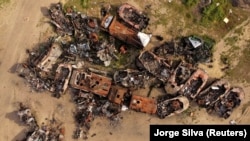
226,42,250,83
0,0,10,7
182,0,198,8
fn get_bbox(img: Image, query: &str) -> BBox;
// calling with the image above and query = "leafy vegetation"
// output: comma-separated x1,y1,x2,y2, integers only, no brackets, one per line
81,0,89,9
0,0,10,8
201,0,230,25
182,0,198,8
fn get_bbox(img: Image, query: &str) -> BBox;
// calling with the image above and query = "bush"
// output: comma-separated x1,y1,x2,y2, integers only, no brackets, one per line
182,0,198,7
81,0,89,9
201,0,230,24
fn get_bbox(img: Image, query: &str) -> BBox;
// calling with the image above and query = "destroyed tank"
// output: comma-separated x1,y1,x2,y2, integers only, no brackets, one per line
157,96,189,119
195,79,230,108
207,87,245,119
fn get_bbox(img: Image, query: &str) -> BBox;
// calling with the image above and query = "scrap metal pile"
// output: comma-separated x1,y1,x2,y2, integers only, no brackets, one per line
12,2,245,140
17,103,65,141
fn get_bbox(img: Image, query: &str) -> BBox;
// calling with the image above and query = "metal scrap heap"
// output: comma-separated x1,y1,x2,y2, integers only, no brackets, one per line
17,103,65,141
12,2,246,140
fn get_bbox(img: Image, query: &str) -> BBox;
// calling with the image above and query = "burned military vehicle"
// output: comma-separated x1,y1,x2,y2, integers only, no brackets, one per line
108,86,128,105
36,42,63,74
152,36,214,64
195,79,230,108
117,3,149,31
137,51,172,82
157,96,189,119
175,35,214,64
69,69,112,97
53,63,72,98
113,69,149,89
49,2,99,36
207,87,245,119
17,103,38,129
178,69,209,99
129,94,157,114
164,62,195,95
100,15,151,48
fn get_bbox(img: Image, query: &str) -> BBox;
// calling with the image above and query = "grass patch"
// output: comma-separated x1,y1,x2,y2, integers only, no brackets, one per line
201,0,230,25
0,0,10,8
226,43,250,82
182,0,198,8
224,35,239,46
241,101,250,114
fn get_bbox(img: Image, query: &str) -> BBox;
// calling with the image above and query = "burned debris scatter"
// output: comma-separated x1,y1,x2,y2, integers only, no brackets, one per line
12,2,246,140
137,51,172,82
17,103,65,141
152,35,215,65
113,69,149,89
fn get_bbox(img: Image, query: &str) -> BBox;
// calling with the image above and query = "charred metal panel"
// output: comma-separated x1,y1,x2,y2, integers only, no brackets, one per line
157,96,189,119
54,63,73,98
129,95,157,114
70,69,112,97
108,86,128,105
196,79,230,108
37,43,63,73
118,3,149,31
138,51,171,82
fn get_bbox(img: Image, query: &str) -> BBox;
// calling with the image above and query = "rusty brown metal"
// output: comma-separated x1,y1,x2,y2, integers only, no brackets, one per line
101,15,147,48
69,69,112,97
108,86,128,105
129,94,157,114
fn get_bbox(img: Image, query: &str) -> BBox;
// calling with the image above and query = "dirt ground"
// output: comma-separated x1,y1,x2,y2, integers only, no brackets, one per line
0,0,249,141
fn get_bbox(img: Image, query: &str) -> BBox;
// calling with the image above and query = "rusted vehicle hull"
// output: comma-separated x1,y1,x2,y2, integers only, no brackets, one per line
207,87,245,119
129,95,157,114
178,69,209,99
137,51,171,82
157,96,189,119
108,86,128,105
100,15,151,48
195,79,230,108
69,69,112,97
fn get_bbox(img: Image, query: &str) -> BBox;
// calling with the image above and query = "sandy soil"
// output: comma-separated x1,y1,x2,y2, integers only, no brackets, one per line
0,0,249,141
